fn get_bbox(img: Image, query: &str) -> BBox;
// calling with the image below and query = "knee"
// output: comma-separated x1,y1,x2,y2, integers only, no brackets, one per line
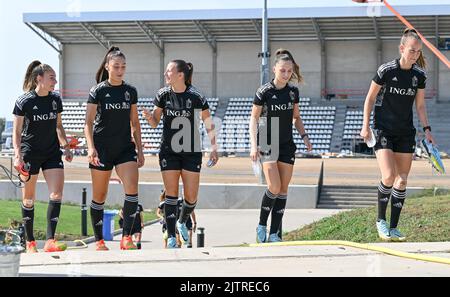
94,191,108,202
50,192,63,201
23,198,34,208
382,173,396,186
395,176,408,189
267,185,280,196
183,195,197,204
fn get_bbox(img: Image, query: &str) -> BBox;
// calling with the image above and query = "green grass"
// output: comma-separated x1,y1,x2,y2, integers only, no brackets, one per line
284,194,450,243
0,199,157,241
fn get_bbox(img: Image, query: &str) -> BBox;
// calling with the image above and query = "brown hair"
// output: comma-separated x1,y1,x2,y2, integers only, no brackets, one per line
171,60,193,86
273,48,303,83
95,46,126,83
23,60,54,92
401,28,426,69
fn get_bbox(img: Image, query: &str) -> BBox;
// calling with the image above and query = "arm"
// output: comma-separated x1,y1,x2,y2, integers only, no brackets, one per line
156,208,164,220
415,88,435,144
12,115,24,169
201,109,218,165
360,81,382,142
84,103,101,166
142,106,163,128
293,104,312,152
249,105,262,161
130,104,145,168
56,113,73,162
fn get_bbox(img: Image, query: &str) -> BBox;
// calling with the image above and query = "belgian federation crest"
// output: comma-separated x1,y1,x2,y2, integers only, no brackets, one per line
186,98,192,109
125,91,131,101
52,100,57,111
412,76,418,88
289,91,296,102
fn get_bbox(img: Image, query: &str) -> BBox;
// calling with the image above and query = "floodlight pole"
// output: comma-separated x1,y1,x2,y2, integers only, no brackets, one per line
260,0,270,85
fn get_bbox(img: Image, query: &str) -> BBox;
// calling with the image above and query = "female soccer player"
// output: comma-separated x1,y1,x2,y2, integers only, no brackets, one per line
142,60,218,248
360,28,435,241
84,46,145,250
250,49,312,243
13,60,73,253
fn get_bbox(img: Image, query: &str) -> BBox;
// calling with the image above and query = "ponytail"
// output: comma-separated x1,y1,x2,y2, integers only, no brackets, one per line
416,51,426,69
401,28,427,69
95,46,126,83
274,48,303,83
171,59,194,86
23,60,54,92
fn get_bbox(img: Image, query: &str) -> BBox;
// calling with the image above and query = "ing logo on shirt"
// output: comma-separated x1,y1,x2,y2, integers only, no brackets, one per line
33,112,57,122
105,103,130,110
166,109,191,117
271,103,293,112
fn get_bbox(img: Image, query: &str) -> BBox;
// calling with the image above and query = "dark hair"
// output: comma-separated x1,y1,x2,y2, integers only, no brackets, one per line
171,60,193,86
401,28,426,68
96,46,126,83
273,49,303,83
23,60,54,92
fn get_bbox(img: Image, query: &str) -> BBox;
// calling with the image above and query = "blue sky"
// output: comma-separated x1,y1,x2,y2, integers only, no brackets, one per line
0,0,447,120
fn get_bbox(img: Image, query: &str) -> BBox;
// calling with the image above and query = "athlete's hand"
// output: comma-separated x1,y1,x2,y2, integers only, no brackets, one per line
425,130,436,145
137,151,145,168
193,223,197,233
304,137,313,152
360,126,371,143
88,147,101,167
208,149,219,167
64,149,73,163
141,107,153,123
250,148,260,162
13,155,24,171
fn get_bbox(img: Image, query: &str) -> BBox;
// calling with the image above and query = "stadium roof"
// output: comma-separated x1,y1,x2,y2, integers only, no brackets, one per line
23,4,450,52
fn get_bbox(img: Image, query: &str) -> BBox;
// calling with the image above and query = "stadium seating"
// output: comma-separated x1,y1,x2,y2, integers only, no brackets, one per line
341,109,373,154
218,97,335,155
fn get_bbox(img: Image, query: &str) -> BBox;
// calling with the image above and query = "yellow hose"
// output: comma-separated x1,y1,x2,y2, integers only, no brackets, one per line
66,239,88,250
248,240,450,265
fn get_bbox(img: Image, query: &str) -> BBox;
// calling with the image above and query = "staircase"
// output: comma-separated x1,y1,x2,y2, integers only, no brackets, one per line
329,105,346,153
317,185,378,209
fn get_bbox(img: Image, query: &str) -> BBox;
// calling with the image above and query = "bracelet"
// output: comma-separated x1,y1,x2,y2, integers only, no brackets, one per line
62,143,70,149
301,133,309,140
423,126,431,132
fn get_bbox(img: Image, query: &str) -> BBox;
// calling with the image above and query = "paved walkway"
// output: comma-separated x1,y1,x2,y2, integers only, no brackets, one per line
18,209,450,277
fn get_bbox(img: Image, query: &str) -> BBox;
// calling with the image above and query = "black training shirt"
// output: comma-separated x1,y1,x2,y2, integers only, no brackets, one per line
253,80,300,152
372,59,426,135
153,85,209,154
13,91,63,157
88,81,138,145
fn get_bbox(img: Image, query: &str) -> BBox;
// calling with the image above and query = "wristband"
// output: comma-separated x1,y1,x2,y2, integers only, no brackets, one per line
301,133,309,140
